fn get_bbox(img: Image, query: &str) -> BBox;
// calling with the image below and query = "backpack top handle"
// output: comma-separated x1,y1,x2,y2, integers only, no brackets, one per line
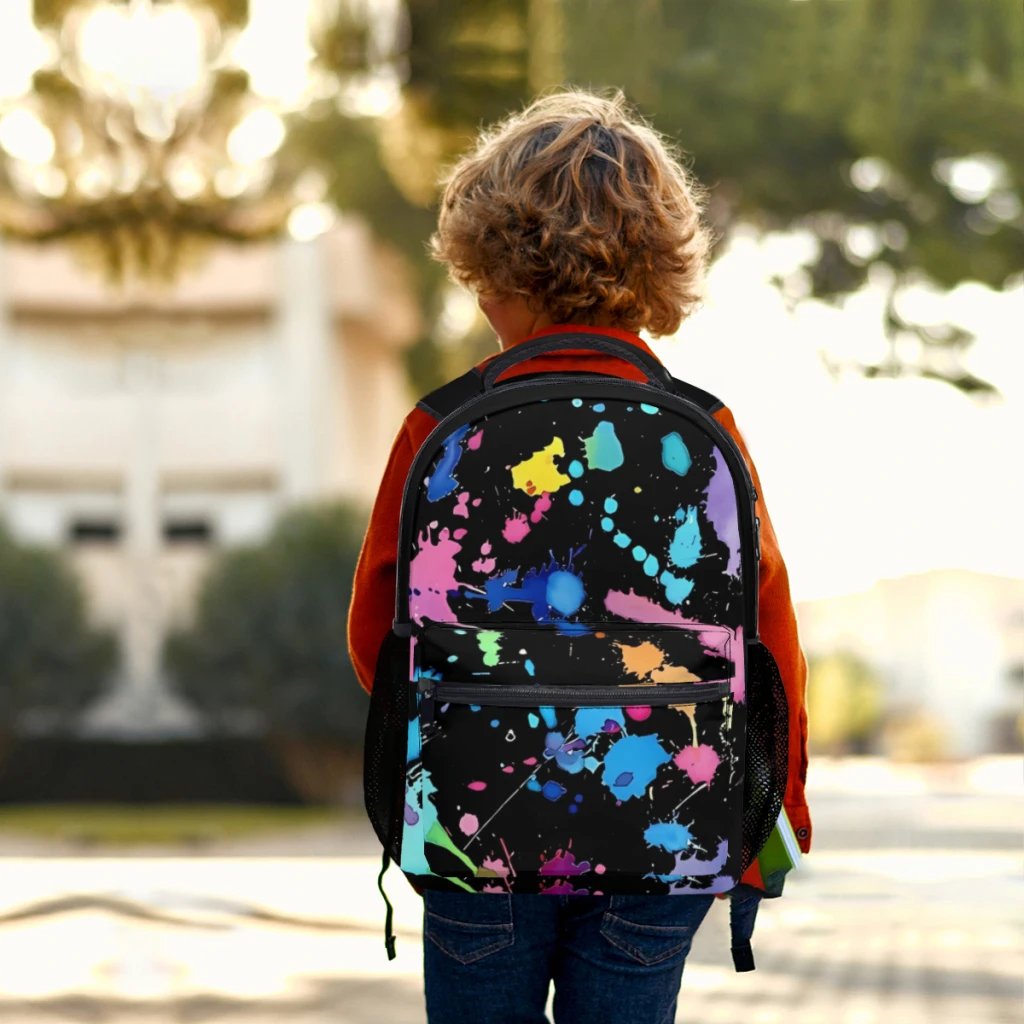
481,332,675,392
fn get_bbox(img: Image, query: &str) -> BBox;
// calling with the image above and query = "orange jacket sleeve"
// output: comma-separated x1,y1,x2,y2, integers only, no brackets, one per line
715,407,812,854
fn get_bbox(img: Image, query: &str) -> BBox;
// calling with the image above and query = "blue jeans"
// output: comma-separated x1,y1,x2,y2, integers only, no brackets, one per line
423,891,715,1024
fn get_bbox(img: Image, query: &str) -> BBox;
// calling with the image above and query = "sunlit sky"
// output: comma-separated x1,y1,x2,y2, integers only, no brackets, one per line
650,231,1022,602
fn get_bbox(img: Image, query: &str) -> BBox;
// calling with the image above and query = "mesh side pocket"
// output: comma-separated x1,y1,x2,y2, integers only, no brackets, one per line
739,640,789,876
363,629,410,860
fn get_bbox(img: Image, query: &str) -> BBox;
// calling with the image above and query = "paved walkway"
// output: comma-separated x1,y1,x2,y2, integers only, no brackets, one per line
0,758,1020,1023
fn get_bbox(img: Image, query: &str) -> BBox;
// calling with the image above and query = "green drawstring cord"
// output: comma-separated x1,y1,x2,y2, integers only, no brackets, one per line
378,849,396,960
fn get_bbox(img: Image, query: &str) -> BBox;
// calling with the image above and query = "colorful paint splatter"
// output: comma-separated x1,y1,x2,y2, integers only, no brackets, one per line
395,394,751,895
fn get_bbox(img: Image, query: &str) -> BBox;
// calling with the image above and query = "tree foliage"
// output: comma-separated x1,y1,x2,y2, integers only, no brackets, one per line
0,526,116,732
165,504,368,744
299,0,1022,395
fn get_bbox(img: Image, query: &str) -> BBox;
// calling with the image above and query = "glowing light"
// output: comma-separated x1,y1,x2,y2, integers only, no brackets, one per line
0,108,55,164
0,0,53,100
228,109,287,165
232,0,317,109
287,202,335,241
933,154,1007,205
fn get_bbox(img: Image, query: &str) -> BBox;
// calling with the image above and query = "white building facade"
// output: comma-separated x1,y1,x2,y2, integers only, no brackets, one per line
0,223,418,737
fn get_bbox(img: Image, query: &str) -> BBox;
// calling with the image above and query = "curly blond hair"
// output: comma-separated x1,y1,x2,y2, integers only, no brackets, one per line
431,89,711,337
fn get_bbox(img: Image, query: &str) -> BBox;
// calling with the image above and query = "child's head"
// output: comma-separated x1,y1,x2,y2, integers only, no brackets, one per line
432,89,710,344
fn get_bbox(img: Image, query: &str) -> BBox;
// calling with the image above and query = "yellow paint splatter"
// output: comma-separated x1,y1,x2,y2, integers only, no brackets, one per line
670,703,699,745
634,486,642,493
511,438,571,495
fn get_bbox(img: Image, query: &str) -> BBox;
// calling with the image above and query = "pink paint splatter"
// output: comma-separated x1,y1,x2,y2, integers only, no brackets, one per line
467,430,484,450
603,588,699,625
472,556,497,573
467,781,487,791
453,492,471,518
458,813,479,835
540,850,591,876
409,526,463,625
502,765,515,773
503,513,531,544
482,856,509,877
542,881,590,895
530,492,553,523
472,498,482,507
453,528,467,540
625,706,652,721
594,864,606,875
523,757,538,766
673,743,721,785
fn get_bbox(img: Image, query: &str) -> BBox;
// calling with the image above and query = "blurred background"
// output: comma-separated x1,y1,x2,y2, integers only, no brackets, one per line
0,1,1020,1021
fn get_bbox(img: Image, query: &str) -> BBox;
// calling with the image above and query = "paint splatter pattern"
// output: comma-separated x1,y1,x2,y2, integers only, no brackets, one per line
400,397,748,894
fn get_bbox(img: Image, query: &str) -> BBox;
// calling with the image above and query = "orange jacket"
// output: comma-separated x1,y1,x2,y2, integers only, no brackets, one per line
348,324,812,864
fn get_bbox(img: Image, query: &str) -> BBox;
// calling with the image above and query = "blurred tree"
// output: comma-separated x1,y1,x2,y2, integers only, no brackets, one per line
164,504,368,802
0,526,116,735
806,650,884,755
302,0,1021,396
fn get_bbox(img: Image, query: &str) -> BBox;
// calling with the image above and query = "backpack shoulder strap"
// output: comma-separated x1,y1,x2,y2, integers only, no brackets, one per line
416,367,484,421
415,366,724,421
669,375,725,416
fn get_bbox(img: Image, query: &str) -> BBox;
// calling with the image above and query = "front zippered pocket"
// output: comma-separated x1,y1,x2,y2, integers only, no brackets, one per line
422,679,731,723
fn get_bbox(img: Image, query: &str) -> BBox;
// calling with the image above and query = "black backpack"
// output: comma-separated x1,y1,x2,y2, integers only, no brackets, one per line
364,333,788,968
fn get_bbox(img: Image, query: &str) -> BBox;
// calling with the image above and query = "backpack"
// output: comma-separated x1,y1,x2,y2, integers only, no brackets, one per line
363,333,789,969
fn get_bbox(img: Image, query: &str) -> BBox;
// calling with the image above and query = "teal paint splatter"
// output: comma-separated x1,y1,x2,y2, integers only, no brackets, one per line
527,778,542,792
569,489,584,506
644,821,694,852
540,706,558,728
643,554,659,577
447,655,458,662
660,569,695,605
613,531,631,549
568,460,584,478
632,545,647,562
528,712,540,728
593,403,605,412
641,404,659,415
601,517,615,532
604,496,618,514
661,432,692,476
525,659,535,677
584,421,624,471
669,505,701,569
572,399,583,407
602,734,671,800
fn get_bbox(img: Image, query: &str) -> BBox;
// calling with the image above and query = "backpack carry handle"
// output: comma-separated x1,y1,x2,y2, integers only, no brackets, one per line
482,333,674,391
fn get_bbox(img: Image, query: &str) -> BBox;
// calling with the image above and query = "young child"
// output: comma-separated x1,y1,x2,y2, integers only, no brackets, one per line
349,89,810,1024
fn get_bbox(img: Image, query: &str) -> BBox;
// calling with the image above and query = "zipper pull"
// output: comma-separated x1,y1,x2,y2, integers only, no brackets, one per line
419,682,436,726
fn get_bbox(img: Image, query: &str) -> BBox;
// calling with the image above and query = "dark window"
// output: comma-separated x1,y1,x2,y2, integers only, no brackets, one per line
69,518,122,544
163,518,213,544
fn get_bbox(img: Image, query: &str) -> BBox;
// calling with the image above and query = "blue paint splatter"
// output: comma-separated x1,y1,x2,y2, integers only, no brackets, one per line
568,804,578,814
547,571,586,615
575,706,625,739
490,719,500,728
540,706,558,728
669,506,701,569
527,778,542,792
644,821,694,852
447,655,458,662
470,705,482,712
641,404,659,415
568,460,585,479
643,554,659,577
613,531,631,549
574,793,584,803
426,425,469,501
661,432,692,477
604,496,619,514
542,780,567,801
601,517,615,532
632,545,647,562
602,734,671,800
528,712,540,728
572,399,583,407
525,659,535,677
569,489,584,506
593,403,605,412
660,570,695,605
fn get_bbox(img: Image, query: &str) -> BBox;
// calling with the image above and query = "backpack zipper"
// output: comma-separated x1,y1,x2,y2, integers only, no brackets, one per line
419,679,731,725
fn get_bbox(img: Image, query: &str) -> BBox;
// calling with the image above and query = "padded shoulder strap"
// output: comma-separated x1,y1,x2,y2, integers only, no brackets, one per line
670,375,724,415
416,365,723,421
416,367,483,421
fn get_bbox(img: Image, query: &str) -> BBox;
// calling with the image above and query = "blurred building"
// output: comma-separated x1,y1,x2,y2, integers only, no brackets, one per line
797,570,1024,757
0,223,418,736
